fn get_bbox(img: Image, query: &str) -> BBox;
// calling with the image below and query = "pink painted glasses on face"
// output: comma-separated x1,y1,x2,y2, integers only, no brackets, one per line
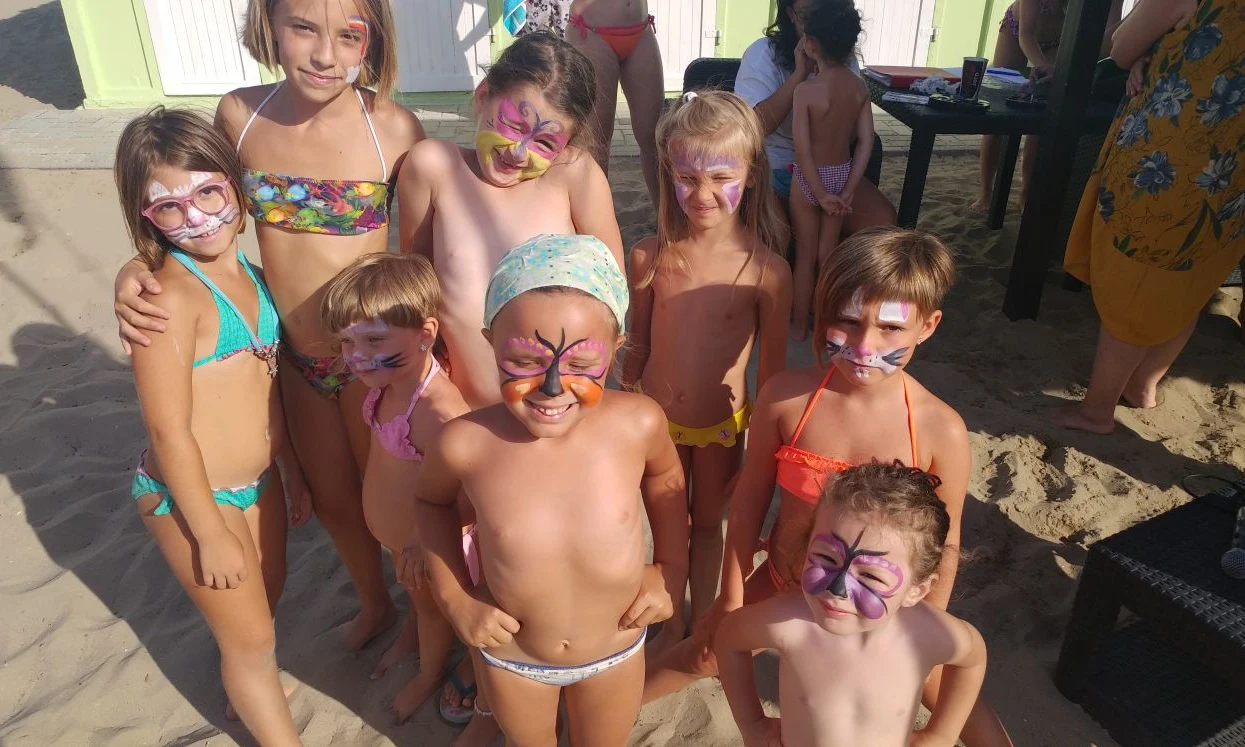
142,180,232,231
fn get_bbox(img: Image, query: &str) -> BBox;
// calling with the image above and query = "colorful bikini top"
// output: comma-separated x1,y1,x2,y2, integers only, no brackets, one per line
236,84,391,236
775,367,919,505
362,358,441,461
168,249,280,376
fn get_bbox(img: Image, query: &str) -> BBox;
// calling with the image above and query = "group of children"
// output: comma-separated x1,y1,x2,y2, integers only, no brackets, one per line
110,1,1005,745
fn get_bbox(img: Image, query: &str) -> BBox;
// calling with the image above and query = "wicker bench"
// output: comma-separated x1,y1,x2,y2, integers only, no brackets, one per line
1055,496,1245,746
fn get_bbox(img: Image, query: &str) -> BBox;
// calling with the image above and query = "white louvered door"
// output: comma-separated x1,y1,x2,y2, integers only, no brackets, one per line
653,0,718,91
393,0,491,92
144,0,262,94
853,0,936,67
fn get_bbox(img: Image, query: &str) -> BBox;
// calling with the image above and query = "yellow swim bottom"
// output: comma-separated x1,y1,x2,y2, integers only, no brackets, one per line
668,401,752,448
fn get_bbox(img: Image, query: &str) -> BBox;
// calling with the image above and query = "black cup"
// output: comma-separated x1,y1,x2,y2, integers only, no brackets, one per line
960,56,988,101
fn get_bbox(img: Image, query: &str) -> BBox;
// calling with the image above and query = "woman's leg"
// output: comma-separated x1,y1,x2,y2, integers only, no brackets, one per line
567,25,623,177
563,645,646,747
477,659,563,746
280,365,395,651
618,27,664,205
789,193,822,340
1121,320,1197,408
688,440,745,628
142,503,300,746
972,30,1028,213
841,180,896,235
1052,325,1148,433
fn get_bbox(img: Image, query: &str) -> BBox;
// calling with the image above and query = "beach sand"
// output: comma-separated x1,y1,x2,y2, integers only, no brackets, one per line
3,110,1245,744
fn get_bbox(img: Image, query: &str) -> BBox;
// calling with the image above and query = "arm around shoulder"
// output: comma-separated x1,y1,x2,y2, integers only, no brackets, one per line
755,252,792,393
621,237,658,389
397,138,454,259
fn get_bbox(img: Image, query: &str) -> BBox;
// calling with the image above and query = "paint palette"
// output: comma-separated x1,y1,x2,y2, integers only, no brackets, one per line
928,94,991,113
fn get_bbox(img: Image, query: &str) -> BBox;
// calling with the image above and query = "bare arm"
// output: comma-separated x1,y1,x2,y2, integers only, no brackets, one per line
1111,0,1197,69
620,239,657,390
750,41,812,137
918,614,988,745
840,95,875,207
397,140,439,260
715,594,797,744
568,155,626,269
114,258,169,352
271,382,310,527
925,413,971,610
791,84,834,210
755,255,792,394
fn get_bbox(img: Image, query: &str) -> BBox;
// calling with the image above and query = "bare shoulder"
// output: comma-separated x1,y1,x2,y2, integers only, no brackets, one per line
363,92,425,144
557,145,606,184
629,236,659,276
759,365,825,408
435,406,504,466
752,245,793,291
399,138,463,185
422,377,472,425
905,375,969,449
602,389,667,436
903,601,976,664
216,84,275,138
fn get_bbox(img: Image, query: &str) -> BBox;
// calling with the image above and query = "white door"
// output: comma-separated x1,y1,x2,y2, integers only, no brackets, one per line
854,0,936,67
144,0,262,94
653,0,718,91
393,0,491,92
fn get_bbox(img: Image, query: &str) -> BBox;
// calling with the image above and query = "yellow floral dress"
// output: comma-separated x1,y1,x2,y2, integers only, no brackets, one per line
1065,0,1245,346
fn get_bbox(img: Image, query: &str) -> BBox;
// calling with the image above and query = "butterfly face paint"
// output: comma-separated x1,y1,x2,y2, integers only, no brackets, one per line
476,98,570,181
345,16,369,84
144,174,239,243
671,151,745,215
500,329,609,407
341,320,407,373
802,531,904,620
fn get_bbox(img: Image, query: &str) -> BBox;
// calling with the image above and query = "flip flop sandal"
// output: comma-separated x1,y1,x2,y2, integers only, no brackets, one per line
474,702,494,718
438,663,477,726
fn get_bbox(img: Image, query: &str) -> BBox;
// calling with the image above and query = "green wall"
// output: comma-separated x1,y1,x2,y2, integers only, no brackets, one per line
927,0,1012,68
719,0,777,58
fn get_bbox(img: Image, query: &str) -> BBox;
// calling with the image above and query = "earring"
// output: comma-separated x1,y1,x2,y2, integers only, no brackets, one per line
419,344,428,352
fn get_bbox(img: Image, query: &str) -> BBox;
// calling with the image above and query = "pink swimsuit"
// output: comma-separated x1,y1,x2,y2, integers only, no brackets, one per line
362,358,441,461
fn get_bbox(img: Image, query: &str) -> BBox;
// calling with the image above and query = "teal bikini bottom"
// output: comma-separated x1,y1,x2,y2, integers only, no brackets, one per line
132,453,272,516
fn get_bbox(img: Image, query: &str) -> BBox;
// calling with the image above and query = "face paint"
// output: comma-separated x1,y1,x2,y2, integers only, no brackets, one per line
145,177,239,243
802,531,903,620
671,152,745,215
341,320,407,373
499,330,609,407
476,98,569,181
840,288,865,319
824,331,909,377
877,300,911,324
345,16,369,84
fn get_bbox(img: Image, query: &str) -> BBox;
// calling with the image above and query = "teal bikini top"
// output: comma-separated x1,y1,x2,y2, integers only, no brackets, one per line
168,249,280,374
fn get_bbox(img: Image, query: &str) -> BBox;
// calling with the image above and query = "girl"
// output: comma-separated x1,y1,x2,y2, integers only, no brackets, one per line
408,234,689,745
716,462,987,747
320,254,474,723
117,107,308,746
789,0,873,339
112,0,425,654
623,90,791,635
398,30,625,410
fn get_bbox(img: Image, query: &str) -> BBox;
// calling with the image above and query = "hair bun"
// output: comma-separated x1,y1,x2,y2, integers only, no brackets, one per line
681,91,699,103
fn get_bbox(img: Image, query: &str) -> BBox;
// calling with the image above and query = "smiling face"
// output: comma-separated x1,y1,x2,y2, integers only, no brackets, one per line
336,317,433,388
485,290,620,439
474,84,572,187
273,0,369,101
821,290,940,384
801,503,930,634
668,141,750,229
144,164,240,256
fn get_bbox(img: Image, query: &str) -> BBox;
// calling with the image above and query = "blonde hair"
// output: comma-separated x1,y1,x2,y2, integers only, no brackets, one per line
243,0,399,97
321,253,441,333
639,90,789,288
812,228,956,362
114,107,247,270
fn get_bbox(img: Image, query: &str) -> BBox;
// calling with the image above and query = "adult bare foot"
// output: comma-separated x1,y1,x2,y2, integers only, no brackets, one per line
392,669,442,723
225,674,300,720
344,602,398,652
967,195,990,215
372,615,419,679
1050,402,1116,434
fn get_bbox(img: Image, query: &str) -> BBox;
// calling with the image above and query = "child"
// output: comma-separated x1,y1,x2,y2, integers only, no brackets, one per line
716,462,987,747
411,234,689,744
320,253,474,723
623,90,791,635
789,0,873,339
113,0,426,653
398,30,625,409
116,107,309,745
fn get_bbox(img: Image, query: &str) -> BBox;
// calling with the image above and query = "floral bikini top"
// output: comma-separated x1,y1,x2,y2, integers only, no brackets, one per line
775,367,920,504
362,358,441,461
236,84,391,236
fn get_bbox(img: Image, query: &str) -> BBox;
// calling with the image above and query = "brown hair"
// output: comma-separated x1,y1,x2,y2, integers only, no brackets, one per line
812,228,956,362
243,0,399,97
640,90,788,288
818,461,950,582
481,30,597,154
321,253,441,333
114,106,247,270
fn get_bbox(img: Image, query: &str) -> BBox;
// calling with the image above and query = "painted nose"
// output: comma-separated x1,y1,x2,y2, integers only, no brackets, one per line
184,204,207,226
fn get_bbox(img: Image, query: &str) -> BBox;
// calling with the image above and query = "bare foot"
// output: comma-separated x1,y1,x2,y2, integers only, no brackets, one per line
226,675,299,720
1050,402,1115,434
454,706,500,747
344,602,398,652
372,615,419,679
392,669,443,723
1119,385,1159,409
967,196,990,215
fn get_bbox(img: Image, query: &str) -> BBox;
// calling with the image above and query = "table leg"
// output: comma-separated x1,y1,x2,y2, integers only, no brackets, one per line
897,131,935,229
989,134,1022,230
1054,550,1122,702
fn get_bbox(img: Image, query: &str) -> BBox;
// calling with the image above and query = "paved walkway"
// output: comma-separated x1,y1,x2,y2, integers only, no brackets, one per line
0,102,981,171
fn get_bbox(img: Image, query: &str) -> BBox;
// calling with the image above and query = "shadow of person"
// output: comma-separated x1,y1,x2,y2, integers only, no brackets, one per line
0,1,86,111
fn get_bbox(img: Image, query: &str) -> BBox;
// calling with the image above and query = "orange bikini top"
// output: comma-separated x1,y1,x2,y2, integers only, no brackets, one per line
774,367,920,505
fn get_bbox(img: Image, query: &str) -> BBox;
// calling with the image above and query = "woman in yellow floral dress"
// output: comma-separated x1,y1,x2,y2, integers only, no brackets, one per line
1057,0,1245,434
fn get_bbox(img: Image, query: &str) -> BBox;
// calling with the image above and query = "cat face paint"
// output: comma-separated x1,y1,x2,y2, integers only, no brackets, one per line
824,332,909,377
802,531,903,620
341,320,407,373
499,329,609,407
344,16,369,84
144,174,239,243
477,97,570,182
877,301,911,324
671,151,745,215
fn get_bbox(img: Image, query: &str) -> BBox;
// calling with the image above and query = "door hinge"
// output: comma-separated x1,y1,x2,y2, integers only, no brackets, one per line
703,28,721,46
926,27,939,42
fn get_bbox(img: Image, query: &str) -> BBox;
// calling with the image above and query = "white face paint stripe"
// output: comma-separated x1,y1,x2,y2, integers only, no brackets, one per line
877,301,911,324
343,319,391,337
147,180,171,202
841,288,864,318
